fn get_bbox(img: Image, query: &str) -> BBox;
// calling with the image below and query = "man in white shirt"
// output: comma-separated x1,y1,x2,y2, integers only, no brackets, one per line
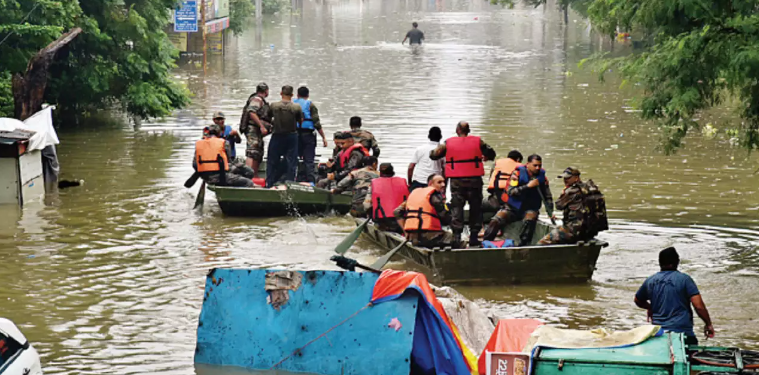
408,126,445,192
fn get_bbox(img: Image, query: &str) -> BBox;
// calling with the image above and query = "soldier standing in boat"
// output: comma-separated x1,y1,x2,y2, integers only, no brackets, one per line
364,163,408,233
482,154,554,246
635,247,715,345
538,167,609,245
394,174,459,248
239,83,272,177
332,156,380,217
429,121,496,247
293,86,329,183
347,116,380,156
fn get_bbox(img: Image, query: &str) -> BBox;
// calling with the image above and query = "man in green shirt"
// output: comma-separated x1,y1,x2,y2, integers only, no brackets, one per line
266,85,303,187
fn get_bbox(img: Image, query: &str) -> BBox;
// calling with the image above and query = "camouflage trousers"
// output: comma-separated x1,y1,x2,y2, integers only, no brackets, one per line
202,172,254,187
449,178,484,237
538,223,585,245
482,207,539,246
245,133,265,162
374,218,403,234
405,231,461,249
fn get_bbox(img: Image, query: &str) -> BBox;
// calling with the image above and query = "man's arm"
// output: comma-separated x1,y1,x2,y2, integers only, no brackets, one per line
336,151,362,181
480,140,496,161
333,172,354,194
370,136,381,157
430,192,451,225
311,104,328,147
691,294,714,336
402,31,409,45
540,179,555,217
506,170,528,197
248,97,268,135
408,163,416,184
363,186,373,214
394,201,407,229
429,144,446,160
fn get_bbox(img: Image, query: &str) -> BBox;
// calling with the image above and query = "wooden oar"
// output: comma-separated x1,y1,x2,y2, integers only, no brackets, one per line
184,172,200,188
334,219,369,255
193,181,206,211
369,239,409,270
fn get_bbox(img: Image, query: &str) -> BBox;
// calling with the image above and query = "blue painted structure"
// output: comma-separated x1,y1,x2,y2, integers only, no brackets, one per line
174,0,198,32
195,269,418,374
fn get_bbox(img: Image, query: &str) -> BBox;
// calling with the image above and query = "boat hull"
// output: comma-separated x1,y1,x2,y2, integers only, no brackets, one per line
208,184,352,217
358,219,605,286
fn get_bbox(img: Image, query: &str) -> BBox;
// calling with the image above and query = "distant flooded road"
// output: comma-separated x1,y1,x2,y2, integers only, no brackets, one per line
1,0,758,373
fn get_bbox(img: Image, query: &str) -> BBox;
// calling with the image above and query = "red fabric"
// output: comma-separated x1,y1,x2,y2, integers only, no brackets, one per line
252,178,266,187
477,319,544,375
371,177,409,220
445,136,484,177
339,144,369,169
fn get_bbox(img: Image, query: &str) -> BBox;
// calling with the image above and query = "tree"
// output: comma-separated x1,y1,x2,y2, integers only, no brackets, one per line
0,0,189,120
585,0,759,153
229,0,254,35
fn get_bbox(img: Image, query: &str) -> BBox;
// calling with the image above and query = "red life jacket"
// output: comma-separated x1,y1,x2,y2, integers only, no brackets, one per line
487,158,522,203
404,187,442,232
371,177,409,220
444,136,484,178
339,144,369,169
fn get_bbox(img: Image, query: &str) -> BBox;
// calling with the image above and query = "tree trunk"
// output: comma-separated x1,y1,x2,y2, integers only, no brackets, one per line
12,27,82,120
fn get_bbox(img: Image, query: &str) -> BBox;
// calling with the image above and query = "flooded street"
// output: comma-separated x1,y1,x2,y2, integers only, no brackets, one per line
2,0,759,373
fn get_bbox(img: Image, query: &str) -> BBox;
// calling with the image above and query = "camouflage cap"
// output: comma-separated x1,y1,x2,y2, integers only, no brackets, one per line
334,131,351,140
379,163,395,176
557,167,581,179
256,82,269,93
208,124,222,136
212,111,225,119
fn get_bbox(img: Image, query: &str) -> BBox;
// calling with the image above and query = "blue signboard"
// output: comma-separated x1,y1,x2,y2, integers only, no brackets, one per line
174,0,198,33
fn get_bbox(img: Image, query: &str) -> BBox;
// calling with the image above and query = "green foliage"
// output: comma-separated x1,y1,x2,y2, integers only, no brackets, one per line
229,0,254,35
0,0,189,121
262,0,288,14
0,71,12,117
586,0,759,153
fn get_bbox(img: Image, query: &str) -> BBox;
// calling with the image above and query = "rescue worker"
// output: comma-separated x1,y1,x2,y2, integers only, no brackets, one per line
429,121,496,247
317,132,369,189
293,86,328,183
210,111,257,179
239,83,272,176
482,150,523,214
482,154,555,246
394,174,459,248
635,247,715,345
538,167,609,245
347,116,380,156
364,163,408,233
193,126,254,187
266,85,303,187
408,126,445,193
332,156,380,217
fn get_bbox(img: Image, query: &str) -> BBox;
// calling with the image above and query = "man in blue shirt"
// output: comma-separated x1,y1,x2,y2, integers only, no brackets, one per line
635,247,715,345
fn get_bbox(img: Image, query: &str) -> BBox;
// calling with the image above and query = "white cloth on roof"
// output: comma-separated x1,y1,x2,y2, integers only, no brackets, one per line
19,107,59,151
0,118,25,132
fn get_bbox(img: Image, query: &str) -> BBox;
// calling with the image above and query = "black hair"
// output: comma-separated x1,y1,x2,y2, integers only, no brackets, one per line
659,247,680,270
527,154,542,163
412,22,418,28
363,155,378,167
456,121,470,135
428,126,442,142
507,150,523,162
297,86,309,97
350,116,362,128
281,85,294,96
427,173,442,183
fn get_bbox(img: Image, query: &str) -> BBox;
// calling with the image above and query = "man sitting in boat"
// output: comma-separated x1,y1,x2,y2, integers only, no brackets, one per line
317,132,369,189
364,162,408,233
482,150,523,215
348,116,380,156
194,126,255,187
482,154,554,246
538,167,609,245
207,112,257,180
394,174,460,248
331,156,379,217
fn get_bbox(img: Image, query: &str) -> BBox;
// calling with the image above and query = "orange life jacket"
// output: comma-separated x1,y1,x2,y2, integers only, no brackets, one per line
487,158,522,203
404,187,442,232
339,144,369,169
371,177,409,220
195,137,229,173
444,136,484,178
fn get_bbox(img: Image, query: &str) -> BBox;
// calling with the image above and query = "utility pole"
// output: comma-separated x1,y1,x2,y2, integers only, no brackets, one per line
256,0,262,20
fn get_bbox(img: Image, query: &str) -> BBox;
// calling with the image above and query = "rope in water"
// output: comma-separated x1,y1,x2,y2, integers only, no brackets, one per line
269,302,373,370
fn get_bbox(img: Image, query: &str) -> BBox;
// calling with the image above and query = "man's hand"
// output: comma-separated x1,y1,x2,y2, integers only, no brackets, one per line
647,308,653,323
330,189,336,194
259,125,268,136
704,324,715,339
326,160,334,168
230,129,239,137
327,173,335,181
550,214,557,225
527,179,540,188
323,139,328,147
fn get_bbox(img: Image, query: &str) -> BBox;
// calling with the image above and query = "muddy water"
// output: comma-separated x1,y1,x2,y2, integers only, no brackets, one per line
1,0,758,373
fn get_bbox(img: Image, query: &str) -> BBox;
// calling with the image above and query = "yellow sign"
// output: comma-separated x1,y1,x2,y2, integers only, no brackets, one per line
207,32,223,55
167,32,188,52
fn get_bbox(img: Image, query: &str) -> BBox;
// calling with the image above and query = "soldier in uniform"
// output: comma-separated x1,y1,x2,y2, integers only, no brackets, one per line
347,116,380,156
429,121,496,247
239,82,272,176
332,156,380,217
193,126,254,187
394,174,460,248
538,167,608,245
317,132,369,189
364,163,408,233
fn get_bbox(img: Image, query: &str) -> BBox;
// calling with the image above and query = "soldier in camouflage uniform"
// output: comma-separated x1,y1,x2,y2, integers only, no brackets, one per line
394,174,462,248
239,83,273,176
317,132,367,189
538,167,608,245
332,156,379,217
193,126,255,187
348,116,381,156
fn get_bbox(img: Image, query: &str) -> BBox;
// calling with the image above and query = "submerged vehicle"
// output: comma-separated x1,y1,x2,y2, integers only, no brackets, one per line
0,318,42,375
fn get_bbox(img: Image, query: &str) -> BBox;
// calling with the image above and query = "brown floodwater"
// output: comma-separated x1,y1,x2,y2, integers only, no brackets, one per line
1,0,758,373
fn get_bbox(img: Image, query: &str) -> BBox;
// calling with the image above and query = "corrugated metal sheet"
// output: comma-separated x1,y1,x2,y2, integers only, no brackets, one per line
195,269,417,375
